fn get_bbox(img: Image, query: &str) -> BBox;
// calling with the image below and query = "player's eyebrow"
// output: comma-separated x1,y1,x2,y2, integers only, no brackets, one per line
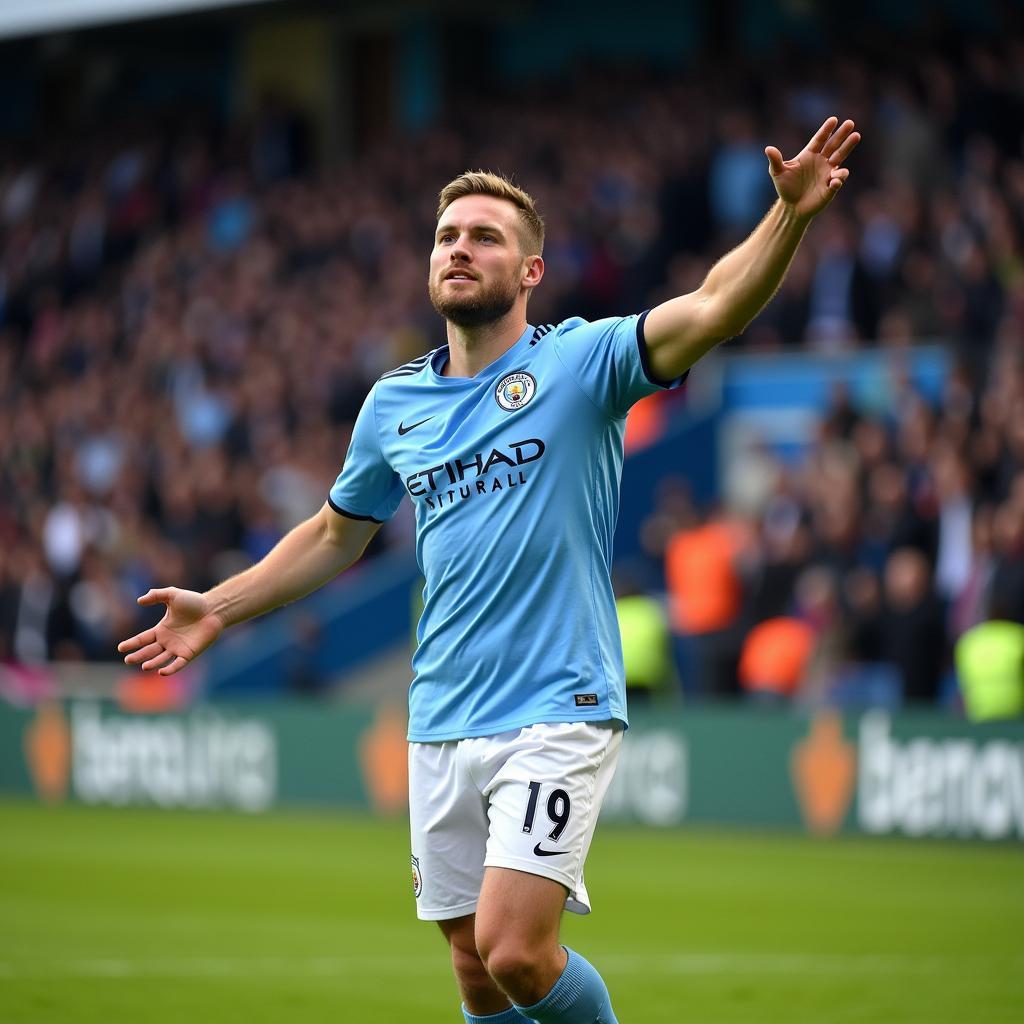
436,222,507,239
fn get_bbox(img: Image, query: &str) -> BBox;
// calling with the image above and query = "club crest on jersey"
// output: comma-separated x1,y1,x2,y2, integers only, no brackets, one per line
495,371,537,412
411,855,422,899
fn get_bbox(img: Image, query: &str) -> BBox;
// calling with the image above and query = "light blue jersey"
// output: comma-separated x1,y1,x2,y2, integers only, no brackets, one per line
329,313,685,742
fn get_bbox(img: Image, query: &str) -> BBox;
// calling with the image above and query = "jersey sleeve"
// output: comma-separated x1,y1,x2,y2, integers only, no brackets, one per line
552,312,688,419
328,384,405,523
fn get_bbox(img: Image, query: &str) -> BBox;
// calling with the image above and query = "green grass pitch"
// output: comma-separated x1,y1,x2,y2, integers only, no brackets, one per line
1,800,1022,1023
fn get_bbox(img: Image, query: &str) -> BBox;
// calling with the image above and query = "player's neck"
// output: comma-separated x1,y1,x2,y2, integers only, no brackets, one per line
443,312,528,378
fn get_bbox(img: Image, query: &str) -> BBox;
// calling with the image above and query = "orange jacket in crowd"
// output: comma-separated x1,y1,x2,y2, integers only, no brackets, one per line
665,519,748,635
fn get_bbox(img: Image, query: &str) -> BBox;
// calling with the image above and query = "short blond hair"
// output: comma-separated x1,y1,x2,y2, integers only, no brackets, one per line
436,171,545,256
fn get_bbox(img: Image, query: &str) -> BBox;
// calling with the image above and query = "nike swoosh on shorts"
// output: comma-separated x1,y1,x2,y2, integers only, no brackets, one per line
533,844,565,857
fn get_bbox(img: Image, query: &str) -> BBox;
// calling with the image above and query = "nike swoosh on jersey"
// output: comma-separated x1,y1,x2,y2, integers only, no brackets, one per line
533,844,565,857
398,416,435,435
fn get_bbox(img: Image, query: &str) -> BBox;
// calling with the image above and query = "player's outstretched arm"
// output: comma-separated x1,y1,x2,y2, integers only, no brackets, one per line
117,503,380,676
644,115,860,381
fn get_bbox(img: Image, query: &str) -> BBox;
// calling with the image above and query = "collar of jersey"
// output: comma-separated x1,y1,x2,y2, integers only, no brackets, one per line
428,324,535,384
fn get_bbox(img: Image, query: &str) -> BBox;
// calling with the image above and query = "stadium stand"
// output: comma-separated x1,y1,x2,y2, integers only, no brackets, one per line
0,27,1022,710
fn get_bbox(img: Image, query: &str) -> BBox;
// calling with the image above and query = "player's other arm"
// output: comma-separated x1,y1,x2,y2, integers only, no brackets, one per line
644,116,860,382
117,503,380,676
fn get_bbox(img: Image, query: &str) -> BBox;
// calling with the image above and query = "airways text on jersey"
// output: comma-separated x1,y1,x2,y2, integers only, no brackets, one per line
405,437,546,513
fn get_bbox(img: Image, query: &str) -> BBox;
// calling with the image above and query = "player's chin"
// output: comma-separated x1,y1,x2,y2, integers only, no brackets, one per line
435,299,481,320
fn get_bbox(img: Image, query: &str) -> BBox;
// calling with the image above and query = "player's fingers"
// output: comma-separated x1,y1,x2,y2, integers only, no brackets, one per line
137,588,174,607
159,656,190,677
764,145,786,175
821,119,855,158
806,116,839,154
123,641,165,666
828,131,861,166
141,649,175,672
117,629,155,653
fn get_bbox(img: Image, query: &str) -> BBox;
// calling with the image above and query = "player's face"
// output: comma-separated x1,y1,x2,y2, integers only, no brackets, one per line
428,195,534,328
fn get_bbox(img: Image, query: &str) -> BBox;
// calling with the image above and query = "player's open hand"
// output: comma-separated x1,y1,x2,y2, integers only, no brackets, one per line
765,116,860,220
117,588,225,676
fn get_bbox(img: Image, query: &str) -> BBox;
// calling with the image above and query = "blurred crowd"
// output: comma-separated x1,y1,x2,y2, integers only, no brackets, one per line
631,363,1024,713
0,35,1022,706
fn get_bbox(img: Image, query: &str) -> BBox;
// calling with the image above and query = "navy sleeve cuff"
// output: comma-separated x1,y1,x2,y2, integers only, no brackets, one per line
636,309,690,390
327,494,384,524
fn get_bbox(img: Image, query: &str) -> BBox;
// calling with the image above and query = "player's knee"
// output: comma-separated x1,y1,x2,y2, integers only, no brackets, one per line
480,941,547,998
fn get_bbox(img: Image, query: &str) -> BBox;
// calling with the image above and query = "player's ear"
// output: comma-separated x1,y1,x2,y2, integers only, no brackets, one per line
522,255,544,289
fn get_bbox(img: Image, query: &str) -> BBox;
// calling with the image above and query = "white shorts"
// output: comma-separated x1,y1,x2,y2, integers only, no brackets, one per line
409,720,622,921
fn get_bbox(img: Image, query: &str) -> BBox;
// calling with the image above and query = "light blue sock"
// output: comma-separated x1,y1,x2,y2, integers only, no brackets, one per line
462,1005,521,1024
513,948,618,1023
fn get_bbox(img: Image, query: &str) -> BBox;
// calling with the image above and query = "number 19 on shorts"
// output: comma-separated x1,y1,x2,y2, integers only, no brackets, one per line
522,781,572,841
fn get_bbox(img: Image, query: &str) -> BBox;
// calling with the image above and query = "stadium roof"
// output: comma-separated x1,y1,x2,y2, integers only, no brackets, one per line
0,0,277,40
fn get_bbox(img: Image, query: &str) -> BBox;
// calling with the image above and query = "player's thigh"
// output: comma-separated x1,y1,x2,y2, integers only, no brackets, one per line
474,866,568,959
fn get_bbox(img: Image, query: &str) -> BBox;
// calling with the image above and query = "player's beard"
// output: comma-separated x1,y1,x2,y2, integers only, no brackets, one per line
429,268,520,328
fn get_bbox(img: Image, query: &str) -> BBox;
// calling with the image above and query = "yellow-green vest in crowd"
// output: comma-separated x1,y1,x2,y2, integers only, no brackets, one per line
955,620,1024,722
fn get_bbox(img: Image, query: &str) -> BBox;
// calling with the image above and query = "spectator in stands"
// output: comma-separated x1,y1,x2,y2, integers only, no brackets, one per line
738,616,815,703
931,444,975,602
955,606,1024,722
880,548,948,703
614,573,676,706
665,505,751,697
988,499,1024,625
